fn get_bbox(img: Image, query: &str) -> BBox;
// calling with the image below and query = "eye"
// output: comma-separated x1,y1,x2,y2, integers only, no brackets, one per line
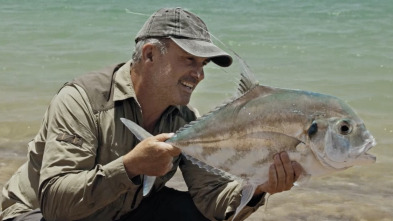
186,57,194,62
338,120,352,135
308,122,318,137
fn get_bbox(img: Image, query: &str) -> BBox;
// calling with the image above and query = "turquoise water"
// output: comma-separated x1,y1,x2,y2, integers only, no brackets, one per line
1,0,392,220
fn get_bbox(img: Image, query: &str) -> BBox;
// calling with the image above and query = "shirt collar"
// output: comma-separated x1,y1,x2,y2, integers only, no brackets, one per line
113,59,136,102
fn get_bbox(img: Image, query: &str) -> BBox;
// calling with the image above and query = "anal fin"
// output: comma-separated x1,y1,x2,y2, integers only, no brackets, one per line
232,183,257,221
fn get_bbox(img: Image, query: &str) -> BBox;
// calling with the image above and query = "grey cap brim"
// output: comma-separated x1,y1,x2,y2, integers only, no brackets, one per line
170,37,233,67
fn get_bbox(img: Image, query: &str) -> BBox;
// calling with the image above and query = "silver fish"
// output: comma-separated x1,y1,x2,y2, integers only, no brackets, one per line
120,68,376,220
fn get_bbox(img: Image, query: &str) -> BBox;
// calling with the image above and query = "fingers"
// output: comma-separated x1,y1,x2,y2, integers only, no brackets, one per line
148,134,180,174
162,143,181,157
280,152,295,189
153,133,181,156
266,152,303,195
155,132,175,141
292,161,303,182
268,163,277,191
273,154,286,191
123,133,181,177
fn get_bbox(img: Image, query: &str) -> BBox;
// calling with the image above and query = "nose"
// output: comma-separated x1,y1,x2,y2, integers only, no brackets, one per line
192,66,204,81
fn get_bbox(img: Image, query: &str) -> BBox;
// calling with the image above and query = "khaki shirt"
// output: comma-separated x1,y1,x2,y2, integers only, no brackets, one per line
1,60,264,221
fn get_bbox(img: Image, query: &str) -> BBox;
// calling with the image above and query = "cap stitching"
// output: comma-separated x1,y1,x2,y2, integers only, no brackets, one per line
175,8,180,36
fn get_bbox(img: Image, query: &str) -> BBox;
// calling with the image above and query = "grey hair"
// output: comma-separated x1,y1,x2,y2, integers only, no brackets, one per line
131,38,169,63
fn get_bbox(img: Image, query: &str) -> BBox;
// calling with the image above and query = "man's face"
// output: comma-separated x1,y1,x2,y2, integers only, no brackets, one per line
150,40,210,106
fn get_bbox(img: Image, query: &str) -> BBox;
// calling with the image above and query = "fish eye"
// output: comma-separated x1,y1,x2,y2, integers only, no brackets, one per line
338,120,352,135
308,122,318,137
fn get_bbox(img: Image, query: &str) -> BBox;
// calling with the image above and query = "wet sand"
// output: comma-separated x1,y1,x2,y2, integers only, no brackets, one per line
0,156,26,194
167,167,393,221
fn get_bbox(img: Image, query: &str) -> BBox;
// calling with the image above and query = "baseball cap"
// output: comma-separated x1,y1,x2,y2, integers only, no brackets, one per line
135,7,233,67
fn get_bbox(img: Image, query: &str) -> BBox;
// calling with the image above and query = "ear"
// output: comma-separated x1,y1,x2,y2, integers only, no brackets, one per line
141,43,154,63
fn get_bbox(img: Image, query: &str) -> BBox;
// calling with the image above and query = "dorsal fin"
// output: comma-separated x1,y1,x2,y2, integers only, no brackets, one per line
172,55,259,136
173,95,239,136
235,52,259,95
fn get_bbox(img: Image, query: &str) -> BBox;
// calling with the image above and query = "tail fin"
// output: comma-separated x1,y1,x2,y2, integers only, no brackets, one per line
120,118,153,141
120,118,156,196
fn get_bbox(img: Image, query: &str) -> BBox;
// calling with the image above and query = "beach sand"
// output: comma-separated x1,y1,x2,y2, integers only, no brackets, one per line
2,156,392,220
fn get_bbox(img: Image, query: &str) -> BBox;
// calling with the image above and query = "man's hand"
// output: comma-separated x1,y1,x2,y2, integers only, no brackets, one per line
254,152,303,196
123,133,181,178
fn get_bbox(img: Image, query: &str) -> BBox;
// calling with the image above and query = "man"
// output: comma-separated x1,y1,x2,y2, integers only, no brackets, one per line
1,7,302,221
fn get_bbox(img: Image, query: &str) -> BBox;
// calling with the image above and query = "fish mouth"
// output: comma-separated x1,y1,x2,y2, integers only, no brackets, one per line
346,136,377,165
357,137,377,163
317,136,377,170
364,137,376,152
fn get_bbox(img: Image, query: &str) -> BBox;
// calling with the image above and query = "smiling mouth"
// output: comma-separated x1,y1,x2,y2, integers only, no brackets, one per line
181,81,195,91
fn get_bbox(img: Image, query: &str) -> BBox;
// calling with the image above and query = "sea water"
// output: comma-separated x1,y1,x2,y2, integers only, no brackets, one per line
1,0,392,220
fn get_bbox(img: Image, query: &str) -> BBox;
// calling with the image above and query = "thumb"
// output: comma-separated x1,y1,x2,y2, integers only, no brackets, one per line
155,133,175,142
154,133,180,156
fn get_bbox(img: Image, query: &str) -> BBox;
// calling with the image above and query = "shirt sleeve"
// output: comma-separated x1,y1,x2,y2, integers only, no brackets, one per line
179,155,265,221
38,85,138,220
